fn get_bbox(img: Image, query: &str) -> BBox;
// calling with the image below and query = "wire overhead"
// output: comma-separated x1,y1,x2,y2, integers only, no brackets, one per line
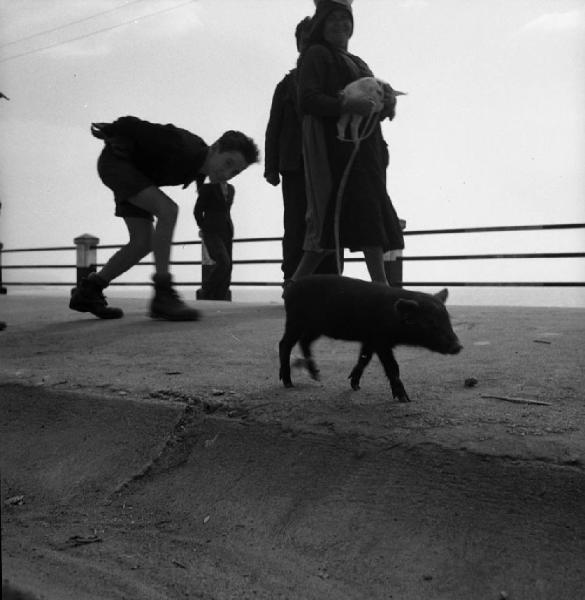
0,0,151,49
0,0,196,64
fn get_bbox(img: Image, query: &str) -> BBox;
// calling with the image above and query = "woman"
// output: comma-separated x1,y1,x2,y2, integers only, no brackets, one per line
291,0,404,285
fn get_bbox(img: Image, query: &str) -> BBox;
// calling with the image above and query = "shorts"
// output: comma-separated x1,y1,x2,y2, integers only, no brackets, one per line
97,147,155,221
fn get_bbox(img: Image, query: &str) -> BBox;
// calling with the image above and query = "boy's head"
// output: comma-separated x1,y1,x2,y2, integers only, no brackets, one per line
295,17,312,53
205,131,260,183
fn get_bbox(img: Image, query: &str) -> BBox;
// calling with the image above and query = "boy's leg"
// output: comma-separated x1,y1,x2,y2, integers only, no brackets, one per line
281,170,307,281
98,217,153,283
127,186,177,276
290,250,327,281
128,187,199,321
202,233,231,300
69,217,153,319
69,276,124,319
223,237,233,300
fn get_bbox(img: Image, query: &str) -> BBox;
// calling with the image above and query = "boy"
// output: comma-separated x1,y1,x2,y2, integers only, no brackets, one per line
69,115,259,321
264,17,338,284
194,181,235,301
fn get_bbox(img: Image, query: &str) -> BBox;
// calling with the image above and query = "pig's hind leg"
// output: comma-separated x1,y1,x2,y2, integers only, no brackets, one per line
348,344,374,390
299,333,320,381
375,346,411,402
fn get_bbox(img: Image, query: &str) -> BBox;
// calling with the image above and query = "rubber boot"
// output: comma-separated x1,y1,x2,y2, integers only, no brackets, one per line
149,273,200,321
69,273,124,319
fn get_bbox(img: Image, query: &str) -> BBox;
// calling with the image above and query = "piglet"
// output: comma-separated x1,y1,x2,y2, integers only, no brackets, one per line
279,275,462,402
337,77,407,142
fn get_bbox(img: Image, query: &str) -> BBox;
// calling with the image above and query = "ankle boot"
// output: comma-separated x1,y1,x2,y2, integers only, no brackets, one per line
69,274,124,319
150,274,200,321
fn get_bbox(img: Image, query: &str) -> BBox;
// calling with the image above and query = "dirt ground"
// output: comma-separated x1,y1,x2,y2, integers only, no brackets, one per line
2,296,585,599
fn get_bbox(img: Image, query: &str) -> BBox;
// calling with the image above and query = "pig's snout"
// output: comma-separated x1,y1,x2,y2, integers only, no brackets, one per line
435,335,463,355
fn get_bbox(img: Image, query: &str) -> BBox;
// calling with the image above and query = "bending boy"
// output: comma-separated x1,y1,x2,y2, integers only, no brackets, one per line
69,115,259,321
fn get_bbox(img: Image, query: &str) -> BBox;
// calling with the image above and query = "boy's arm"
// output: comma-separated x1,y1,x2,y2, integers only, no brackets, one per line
264,77,288,185
193,193,206,228
227,184,235,209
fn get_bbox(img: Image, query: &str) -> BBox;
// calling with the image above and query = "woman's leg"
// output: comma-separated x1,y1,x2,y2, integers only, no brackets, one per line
362,246,389,285
97,217,153,284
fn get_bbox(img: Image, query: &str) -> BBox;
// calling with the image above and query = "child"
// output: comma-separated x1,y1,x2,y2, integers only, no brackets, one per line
69,115,259,321
194,181,235,300
264,16,338,284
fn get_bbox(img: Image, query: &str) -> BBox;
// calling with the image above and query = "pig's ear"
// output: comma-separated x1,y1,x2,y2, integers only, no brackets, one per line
395,298,419,322
434,288,449,304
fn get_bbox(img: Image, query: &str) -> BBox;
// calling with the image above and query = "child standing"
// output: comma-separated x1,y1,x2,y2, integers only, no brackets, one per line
194,181,235,300
69,115,259,321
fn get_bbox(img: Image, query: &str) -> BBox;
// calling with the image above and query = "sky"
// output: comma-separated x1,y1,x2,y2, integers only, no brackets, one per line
0,0,584,302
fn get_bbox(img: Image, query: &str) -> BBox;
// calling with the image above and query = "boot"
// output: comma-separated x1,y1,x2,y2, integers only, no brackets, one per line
150,273,200,321
69,274,124,319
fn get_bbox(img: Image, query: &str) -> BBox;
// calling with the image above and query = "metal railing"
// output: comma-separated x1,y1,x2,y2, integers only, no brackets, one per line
1,223,584,289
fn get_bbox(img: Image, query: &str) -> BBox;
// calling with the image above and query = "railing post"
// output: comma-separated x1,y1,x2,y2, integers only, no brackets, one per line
384,219,406,287
74,234,100,286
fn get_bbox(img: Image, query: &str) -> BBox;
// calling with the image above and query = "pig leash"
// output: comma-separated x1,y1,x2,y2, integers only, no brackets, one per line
333,103,379,275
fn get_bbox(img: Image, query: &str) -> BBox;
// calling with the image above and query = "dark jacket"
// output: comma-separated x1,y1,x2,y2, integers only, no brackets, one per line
194,183,235,237
91,116,208,189
297,43,404,252
264,70,304,176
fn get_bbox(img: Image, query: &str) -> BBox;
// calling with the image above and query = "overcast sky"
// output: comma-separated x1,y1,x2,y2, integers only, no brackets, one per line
1,0,584,297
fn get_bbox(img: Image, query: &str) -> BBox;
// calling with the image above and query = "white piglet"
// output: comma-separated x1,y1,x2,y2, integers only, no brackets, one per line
337,77,406,142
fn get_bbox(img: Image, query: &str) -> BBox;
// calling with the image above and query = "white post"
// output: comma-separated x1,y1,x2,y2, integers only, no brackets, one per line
383,219,406,287
74,234,100,285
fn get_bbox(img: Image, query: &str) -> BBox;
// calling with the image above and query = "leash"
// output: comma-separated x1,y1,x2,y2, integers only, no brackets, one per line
333,103,379,275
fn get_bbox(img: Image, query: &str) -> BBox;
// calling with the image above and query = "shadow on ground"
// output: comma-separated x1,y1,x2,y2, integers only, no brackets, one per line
2,384,585,600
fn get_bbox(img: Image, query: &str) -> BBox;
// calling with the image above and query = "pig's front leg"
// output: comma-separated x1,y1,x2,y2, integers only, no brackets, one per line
279,335,295,388
375,346,411,402
348,344,374,390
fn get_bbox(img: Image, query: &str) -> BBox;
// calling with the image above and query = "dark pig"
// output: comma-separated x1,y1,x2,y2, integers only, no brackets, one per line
279,275,462,402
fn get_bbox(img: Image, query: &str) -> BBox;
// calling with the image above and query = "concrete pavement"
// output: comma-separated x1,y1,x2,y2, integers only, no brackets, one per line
2,293,585,599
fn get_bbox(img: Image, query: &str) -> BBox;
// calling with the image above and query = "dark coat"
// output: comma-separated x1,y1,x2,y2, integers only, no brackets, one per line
297,44,404,252
91,116,208,190
264,70,304,176
194,183,235,238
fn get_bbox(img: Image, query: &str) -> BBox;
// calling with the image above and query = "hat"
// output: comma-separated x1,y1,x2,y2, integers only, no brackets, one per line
309,0,354,44
314,0,353,9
